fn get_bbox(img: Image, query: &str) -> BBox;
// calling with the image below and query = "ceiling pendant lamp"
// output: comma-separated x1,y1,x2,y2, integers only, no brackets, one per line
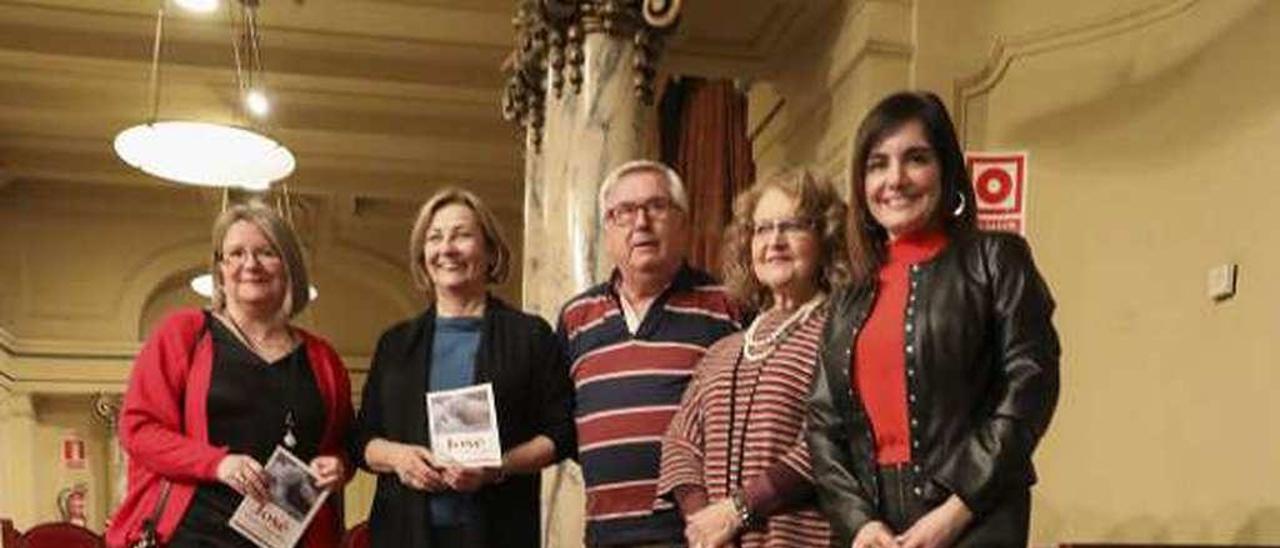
113,0,294,190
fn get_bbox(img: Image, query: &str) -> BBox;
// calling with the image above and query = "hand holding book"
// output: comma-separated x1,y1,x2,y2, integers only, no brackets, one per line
388,441,449,492
228,446,332,548
441,463,504,492
216,454,272,503
308,455,345,491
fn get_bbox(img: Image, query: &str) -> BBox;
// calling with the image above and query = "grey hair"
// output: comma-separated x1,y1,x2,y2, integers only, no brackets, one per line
597,160,690,214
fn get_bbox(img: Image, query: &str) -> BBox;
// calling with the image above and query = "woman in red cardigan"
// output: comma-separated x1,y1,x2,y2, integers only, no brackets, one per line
108,204,354,548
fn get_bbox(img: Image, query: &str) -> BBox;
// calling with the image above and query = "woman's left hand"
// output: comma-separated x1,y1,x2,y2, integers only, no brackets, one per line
441,465,500,493
895,494,973,548
684,498,741,548
309,456,345,491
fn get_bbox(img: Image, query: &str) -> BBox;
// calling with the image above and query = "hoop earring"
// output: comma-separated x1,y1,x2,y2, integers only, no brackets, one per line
952,191,967,217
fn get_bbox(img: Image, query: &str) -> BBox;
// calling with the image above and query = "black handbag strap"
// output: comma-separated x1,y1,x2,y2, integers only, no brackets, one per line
139,480,171,537
138,312,210,544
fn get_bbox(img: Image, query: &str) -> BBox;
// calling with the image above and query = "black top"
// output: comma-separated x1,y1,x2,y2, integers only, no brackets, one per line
351,296,575,548
171,313,326,548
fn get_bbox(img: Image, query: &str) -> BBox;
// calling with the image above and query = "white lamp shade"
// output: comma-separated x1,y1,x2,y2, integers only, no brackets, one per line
114,121,295,190
175,0,219,14
190,273,215,297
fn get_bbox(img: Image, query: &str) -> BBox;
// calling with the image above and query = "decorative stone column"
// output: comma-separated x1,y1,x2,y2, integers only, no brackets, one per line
502,2,680,546
505,0,680,318
0,392,39,529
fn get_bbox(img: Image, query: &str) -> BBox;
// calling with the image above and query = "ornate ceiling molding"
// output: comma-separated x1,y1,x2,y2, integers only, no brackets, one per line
501,0,682,148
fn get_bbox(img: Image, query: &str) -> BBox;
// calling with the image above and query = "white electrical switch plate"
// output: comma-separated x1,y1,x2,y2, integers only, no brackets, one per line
1207,263,1237,301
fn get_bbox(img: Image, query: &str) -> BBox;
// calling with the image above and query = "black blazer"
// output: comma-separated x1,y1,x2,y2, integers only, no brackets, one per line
808,232,1060,546
351,296,575,548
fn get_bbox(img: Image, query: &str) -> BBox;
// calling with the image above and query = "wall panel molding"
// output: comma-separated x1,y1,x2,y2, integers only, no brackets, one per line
0,325,371,394
952,0,1202,147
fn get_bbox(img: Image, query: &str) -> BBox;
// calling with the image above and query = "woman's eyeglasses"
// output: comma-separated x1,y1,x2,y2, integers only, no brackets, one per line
750,217,816,239
219,247,282,267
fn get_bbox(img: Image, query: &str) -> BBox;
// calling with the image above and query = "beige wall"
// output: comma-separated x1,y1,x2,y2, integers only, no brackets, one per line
0,177,524,529
0,393,115,531
30,395,113,531
3,0,1279,543
752,0,1280,544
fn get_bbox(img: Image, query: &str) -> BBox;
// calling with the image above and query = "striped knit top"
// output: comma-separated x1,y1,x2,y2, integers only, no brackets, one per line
658,302,833,548
558,265,740,546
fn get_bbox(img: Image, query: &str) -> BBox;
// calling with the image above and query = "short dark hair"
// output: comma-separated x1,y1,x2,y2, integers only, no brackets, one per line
847,91,977,286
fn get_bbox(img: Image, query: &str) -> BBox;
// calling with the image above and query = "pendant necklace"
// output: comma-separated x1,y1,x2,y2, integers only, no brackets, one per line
741,293,826,362
283,410,297,449
222,311,300,450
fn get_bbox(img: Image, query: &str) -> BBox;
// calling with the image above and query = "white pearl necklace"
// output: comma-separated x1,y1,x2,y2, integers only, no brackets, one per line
741,294,826,362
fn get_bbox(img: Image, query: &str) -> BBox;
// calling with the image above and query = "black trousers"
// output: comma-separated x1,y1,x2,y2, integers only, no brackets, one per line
876,464,1030,547
430,523,489,546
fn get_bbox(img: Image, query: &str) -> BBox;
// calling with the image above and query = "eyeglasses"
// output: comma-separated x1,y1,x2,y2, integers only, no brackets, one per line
219,247,282,267
605,197,676,226
750,217,816,239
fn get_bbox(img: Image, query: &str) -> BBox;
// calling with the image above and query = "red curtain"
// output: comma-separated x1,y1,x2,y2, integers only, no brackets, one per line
660,77,756,275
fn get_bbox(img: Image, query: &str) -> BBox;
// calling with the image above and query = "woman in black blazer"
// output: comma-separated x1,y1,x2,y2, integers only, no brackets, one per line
351,188,574,548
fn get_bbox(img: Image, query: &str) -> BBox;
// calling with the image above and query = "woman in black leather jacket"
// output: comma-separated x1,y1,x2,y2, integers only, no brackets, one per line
807,91,1060,548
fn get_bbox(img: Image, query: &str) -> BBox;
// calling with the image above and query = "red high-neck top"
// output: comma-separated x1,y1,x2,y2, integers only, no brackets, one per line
852,230,948,464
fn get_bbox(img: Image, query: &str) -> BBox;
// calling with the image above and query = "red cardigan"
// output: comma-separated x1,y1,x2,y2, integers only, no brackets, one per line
107,309,353,548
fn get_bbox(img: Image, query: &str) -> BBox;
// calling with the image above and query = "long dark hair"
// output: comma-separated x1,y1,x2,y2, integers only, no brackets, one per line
847,91,977,286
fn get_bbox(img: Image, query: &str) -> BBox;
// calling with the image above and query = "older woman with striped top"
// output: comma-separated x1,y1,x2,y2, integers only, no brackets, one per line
658,169,849,548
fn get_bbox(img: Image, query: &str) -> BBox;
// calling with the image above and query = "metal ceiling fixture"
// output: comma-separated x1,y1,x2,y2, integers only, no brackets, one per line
114,0,294,191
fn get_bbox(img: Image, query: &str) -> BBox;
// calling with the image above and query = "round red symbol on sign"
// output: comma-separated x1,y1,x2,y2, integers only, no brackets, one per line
975,168,1013,205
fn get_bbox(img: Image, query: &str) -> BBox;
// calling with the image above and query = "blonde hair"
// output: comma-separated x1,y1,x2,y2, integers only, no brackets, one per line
721,168,852,309
210,204,311,318
408,188,512,298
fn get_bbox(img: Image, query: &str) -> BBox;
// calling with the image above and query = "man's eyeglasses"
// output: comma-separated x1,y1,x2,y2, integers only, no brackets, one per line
605,197,677,226
750,217,816,239
219,247,282,267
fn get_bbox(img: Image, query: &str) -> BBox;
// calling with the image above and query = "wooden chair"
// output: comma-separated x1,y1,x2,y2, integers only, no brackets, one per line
15,522,104,548
340,520,369,548
1,519,20,548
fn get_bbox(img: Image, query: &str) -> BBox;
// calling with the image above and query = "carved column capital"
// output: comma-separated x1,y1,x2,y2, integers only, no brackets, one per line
502,0,682,148
91,392,122,433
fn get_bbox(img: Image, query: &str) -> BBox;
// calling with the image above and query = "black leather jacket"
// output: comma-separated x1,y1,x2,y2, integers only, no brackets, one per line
807,231,1060,544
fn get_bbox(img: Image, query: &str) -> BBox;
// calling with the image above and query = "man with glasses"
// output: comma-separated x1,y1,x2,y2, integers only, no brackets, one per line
557,160,741,547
